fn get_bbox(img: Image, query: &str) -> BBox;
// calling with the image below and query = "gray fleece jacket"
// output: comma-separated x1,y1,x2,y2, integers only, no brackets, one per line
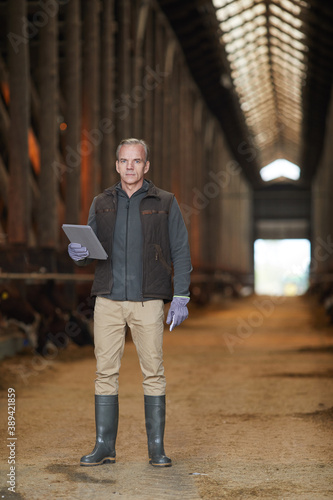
79,180,192,301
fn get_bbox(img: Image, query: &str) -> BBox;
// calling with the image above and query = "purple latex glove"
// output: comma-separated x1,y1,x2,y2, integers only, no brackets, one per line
166,296,190,331
68,243,89,261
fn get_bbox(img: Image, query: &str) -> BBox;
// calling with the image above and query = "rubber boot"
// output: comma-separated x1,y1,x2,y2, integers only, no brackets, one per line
80,395,118,466
144,395,172,467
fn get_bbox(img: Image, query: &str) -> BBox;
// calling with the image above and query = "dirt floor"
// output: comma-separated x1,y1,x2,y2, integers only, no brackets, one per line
0,294,333,500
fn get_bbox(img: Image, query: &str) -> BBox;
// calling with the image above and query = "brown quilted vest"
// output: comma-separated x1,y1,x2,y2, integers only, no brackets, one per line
91,181,174,302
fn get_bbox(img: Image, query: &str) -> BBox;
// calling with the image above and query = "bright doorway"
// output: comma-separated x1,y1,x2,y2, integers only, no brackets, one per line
254,239,311,296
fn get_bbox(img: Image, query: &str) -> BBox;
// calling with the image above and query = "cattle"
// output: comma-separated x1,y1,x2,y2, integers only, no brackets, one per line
0,281,94,357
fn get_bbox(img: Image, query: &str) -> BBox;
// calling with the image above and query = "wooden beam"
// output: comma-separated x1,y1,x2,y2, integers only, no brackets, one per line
118,0,132,138
64,0,81,224
153,12,164,187
133,0,151,138
38,3,58,247
0,272,95,282
7,0,31,245
81,0,100,222
0,96,9,146
100,0,116,190
0,154,8,206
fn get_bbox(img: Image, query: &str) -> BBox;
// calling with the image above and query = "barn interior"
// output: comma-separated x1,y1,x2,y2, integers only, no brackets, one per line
0,0,332,356
0,1,333,497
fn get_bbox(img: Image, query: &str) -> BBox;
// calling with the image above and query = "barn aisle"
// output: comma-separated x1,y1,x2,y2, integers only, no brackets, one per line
0,294,332,499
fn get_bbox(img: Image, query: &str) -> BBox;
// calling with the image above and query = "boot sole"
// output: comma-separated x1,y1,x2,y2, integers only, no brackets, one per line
149,460,172,467
80,458,116,466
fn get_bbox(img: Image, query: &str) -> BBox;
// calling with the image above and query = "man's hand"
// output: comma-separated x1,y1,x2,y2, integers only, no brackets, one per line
68,243,89,261
166,296,190,331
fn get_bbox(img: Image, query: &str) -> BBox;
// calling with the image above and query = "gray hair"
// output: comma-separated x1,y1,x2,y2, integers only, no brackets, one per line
116,138,150,162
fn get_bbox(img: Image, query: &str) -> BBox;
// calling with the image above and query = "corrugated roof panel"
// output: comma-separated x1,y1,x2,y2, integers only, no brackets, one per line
212,0,310,176
158,0,333,185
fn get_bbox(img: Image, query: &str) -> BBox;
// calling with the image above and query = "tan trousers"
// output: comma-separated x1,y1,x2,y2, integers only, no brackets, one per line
94,297,166,396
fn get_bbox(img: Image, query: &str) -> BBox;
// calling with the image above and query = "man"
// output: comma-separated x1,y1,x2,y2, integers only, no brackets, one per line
68,138,192,468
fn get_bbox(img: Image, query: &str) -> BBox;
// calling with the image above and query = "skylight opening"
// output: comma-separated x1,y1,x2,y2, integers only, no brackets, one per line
270,26,306,51
270,4,302,28
213,0,307,165
278,0,301,16
269,16,304,39
260,159,301,181
213,0,229,7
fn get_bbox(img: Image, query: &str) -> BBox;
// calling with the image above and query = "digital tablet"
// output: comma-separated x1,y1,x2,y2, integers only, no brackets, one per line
62,224,108,260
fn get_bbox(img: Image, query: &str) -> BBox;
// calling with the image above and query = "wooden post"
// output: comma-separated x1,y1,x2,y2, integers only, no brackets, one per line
0,96,9,146
239,175,253,274
221,145,230,271
38,1,58,247
161,38,176,192
100,0,117,190
133,0,150,139
170,54,181,199
179,63,187,203
0,53,41,235
143,8,154,177
184,84,195,244
190,99,204,267
81,0,100,222
118,0,131,139
152,12,164,187
215,132,224,270
0,154,8,207
64,0,81,224
7,0,30,245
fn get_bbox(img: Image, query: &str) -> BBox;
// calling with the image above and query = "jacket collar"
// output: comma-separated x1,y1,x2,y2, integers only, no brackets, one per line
104,179,159,198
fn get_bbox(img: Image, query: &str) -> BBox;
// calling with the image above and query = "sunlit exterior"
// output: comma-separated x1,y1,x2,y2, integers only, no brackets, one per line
260,159,301,181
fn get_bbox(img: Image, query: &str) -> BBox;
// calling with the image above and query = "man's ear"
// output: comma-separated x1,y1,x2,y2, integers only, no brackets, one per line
144,161,150,174
116,161,119,173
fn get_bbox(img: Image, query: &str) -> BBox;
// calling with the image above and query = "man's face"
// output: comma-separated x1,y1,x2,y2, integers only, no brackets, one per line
116,144,150,187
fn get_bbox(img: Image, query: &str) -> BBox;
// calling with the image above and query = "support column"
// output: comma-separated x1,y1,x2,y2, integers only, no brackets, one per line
239,175,253,275
38,0,58,247
64,0,81,224
170,55,181,199
202,119,215,266
133,0,150,139
161,38,176,192
220,145,232,270
118,0,131,139
143,9,154,177
189,99,204,267
152,12,164,187
215,132,225,270
81,0,100,222
7,0,30,245
100,0,117,189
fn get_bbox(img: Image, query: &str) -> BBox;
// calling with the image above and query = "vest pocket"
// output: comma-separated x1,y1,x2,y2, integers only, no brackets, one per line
153,244,172,275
